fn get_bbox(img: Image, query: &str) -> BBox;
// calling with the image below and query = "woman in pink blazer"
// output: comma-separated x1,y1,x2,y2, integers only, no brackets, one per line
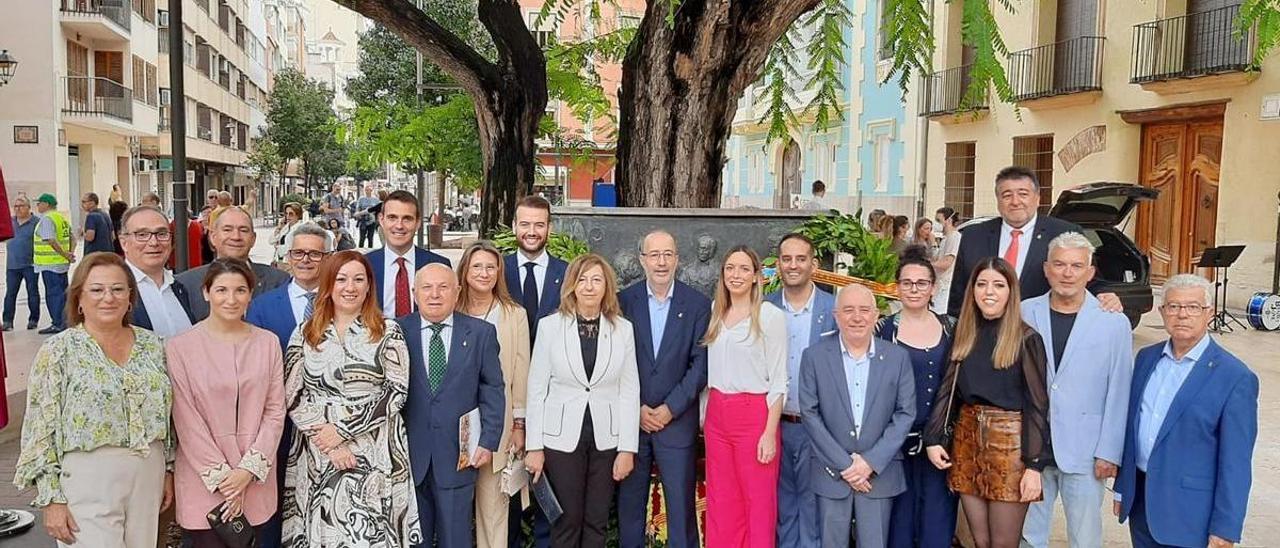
166,258,286,547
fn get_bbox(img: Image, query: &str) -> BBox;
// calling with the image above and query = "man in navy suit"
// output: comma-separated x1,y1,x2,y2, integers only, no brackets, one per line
764,233,835,548
1114,274,1257,548
400,263,505,547
244,221,333,548
366,190,450,319
120,205,196,338
947,165,1121,318
175,206,290,321
616,230,711,548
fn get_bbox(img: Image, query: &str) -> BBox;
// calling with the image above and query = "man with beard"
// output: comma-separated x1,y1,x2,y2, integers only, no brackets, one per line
175,206,290,321
366,190,450,318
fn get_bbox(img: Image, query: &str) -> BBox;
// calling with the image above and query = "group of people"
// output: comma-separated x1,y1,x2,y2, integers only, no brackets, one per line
11,164,1259,548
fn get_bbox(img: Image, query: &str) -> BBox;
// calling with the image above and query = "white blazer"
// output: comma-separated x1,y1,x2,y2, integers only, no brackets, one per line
526,312,640,454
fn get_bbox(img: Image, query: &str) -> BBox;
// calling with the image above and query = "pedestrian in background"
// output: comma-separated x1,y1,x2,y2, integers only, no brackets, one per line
270,203,304,269
931,208,961,315
33,193,75,334
4,194,40,331
80,192,114,255
354,185,381,248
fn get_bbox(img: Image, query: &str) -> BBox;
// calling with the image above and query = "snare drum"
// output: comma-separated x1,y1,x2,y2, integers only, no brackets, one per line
1246,292,1280,331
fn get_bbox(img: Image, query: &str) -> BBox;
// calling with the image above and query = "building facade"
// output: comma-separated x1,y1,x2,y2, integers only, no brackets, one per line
919,0,1280,307
304,0,367,113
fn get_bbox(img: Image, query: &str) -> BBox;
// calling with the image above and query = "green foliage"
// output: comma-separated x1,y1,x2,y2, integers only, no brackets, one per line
957,0,1014,109
760,30,803,143
490,228,590,261
245,136,282,183
265,67,343,190
801,0,854,131
344,25,423,107
279,193,308,210
1240,0,1280,68
761,211,899,298
340,96,484,193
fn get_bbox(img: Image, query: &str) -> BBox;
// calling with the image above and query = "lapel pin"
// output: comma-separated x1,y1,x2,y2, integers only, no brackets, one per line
462,341,468,347
677,312,684,319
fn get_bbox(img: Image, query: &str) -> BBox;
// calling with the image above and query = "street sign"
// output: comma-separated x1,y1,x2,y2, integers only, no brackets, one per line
157,158,174,171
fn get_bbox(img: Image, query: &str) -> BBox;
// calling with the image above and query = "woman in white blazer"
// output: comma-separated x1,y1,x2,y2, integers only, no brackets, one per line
524,253,640,548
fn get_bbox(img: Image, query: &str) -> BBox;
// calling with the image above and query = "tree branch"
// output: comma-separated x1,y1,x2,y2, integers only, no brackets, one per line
476,0,549,106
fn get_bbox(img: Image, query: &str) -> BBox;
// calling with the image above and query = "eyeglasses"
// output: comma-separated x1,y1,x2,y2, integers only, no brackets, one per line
1161,303,1211,317
84,285,130,300
468,263,499,273
898,280,934,291
643,251,677,262
288,249,329,262
125,230,173,242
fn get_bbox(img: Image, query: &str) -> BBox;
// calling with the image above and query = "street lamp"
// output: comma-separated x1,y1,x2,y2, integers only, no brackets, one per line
0,50,18,87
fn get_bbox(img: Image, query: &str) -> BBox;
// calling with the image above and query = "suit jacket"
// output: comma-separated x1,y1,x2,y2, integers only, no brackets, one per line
366,246,451,315
1116,338,1258,545
526,312,640,454
764,286,837,347
131,273,198,331
618,280,711,447
399,312,506,487
947,215,1095,317
1021,292,1131,475
175,261,290,322
504,253,569,336
245,282,299,351
799,335,915,500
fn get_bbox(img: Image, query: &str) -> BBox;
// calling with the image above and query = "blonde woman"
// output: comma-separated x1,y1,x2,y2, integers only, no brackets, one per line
456,241,531,548
702,245,788,548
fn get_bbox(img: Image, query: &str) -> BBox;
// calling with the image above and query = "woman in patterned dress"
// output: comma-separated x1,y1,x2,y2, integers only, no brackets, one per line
281,250,421,547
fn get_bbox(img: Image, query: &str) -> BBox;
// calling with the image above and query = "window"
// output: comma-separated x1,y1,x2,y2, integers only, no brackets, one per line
620,14,642,30
944,142,977,219
877,1,892,61
133,55,146,101
527,12,555,49
146,64,157,105
873,133,893,191
1011,135,1055,214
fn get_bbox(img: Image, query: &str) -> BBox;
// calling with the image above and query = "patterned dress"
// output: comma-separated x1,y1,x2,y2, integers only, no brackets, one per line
281,318,421,547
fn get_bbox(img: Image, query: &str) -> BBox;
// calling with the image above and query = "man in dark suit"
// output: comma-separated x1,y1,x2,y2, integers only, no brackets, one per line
175,206,289,321
947,165,1120,317
799,284,915,548
1114,274,1257,548
120,205,196,338
503,195,567,547
616,230,711,548
366,190,450,319
400,263,505,547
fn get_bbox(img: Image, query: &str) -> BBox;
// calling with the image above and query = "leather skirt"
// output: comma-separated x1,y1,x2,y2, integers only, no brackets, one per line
947,404,1041,503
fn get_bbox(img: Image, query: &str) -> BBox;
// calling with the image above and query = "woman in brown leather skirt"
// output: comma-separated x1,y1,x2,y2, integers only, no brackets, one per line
923,257,1051,548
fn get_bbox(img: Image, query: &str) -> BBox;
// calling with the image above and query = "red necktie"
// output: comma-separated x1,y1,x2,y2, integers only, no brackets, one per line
395,257,411,317
1004,229,1023,270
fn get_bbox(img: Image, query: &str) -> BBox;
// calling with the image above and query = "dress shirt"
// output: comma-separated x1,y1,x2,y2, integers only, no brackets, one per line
419,315,454,374
647,283,673,357
287,280,317,326
781,285,816,415
840,337,876,436
1136,334,1211,471
998,215,1038,275
707,303,789,406
382,247,415,318
127,260,194,338
517,249,550,299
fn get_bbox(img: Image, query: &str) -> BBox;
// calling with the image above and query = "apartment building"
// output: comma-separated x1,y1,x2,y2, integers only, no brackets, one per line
919,0,1280,306
305,0,367,113
0,0,164,227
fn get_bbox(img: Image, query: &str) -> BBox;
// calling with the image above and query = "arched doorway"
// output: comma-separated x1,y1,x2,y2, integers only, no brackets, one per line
776,138,802,208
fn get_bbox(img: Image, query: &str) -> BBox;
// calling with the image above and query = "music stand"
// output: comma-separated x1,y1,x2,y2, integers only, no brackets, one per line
1196,245,1247,333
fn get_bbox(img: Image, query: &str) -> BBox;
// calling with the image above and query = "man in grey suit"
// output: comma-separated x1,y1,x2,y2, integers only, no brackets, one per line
175,206,289,320
799,284,915,548
1020,232,1132,548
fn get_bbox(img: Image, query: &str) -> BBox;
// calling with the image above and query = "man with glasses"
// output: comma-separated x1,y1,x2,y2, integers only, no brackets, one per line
4,195,41,331
1020,232,1132,548
176,206,289,321
1115,274,1257,548
616,230,711,548
120,205,196,338
764,233,835,548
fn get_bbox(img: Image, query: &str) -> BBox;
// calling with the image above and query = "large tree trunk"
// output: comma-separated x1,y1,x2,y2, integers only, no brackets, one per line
617,0,820,208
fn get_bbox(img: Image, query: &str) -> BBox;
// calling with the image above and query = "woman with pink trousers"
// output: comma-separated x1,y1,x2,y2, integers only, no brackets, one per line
167,258,286,546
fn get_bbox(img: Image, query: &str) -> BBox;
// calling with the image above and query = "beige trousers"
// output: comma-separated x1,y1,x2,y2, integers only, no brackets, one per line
474,467,510,548
60,441,166,548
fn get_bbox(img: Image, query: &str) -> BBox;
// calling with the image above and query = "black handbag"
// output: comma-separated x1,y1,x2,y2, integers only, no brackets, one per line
205,502,256,548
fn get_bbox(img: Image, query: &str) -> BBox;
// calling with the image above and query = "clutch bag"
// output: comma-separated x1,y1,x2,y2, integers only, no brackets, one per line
205,502,256,548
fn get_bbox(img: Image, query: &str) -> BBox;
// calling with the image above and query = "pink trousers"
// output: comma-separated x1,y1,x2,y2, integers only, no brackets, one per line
704,389,781,548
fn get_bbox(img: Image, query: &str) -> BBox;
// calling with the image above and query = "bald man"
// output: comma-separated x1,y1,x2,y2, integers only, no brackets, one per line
399,264,505,547
175,206,288,321
798,285,916,548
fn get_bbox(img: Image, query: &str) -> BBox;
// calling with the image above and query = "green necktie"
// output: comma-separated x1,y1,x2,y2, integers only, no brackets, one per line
427,323,447,391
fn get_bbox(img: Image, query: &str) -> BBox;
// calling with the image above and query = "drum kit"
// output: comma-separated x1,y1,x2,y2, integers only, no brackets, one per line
1247,291,1280,331
1196,245,1280,333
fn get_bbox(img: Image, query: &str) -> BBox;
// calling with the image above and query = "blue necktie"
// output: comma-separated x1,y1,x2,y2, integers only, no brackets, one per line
522,262,539,338
303,292,316,321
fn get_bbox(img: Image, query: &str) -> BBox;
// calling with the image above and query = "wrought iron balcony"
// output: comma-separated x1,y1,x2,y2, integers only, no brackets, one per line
919,64,987,117
1131,4,1257,83
63,76,133,123
1011,36,1104,101
60,0,131,33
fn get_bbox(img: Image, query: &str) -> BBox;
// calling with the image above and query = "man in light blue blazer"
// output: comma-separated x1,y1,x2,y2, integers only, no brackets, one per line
1021,232,1132,548
764,233,836,548
799,284,915,548
1115,274,1258,548
366,190,450,319
400,264,506,547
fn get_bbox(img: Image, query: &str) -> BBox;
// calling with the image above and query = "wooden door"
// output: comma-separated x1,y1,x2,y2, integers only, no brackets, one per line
1184,121,1222,269
1136,120,1222,283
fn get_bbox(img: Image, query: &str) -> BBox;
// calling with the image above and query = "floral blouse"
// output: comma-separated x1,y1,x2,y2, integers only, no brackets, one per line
13,326,174,506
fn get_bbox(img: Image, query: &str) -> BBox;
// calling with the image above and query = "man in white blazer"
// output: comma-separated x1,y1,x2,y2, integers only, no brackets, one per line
1020,232,1132,548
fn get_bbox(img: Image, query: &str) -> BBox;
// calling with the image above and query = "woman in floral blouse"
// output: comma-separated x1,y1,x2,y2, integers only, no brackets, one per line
166,258,285,546
13,252,174,546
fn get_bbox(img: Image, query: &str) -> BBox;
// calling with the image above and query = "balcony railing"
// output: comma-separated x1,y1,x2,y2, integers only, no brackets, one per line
1011,36,1105,101
63,76,134,123
61,0,132,32
919,64,987,116
1131,4,1257,83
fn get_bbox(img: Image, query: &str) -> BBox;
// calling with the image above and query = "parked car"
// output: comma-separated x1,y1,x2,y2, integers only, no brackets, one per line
960,182,1160,328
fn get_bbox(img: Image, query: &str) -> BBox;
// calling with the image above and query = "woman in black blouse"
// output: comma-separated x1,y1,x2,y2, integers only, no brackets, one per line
924,257,1049,548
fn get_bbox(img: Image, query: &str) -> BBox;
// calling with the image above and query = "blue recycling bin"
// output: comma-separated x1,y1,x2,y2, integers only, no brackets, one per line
592,180,617,207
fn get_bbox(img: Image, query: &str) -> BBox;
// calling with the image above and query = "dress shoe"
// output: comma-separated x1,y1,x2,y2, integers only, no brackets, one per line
1,323,10,332
37,326,63,335
26,321,37,330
